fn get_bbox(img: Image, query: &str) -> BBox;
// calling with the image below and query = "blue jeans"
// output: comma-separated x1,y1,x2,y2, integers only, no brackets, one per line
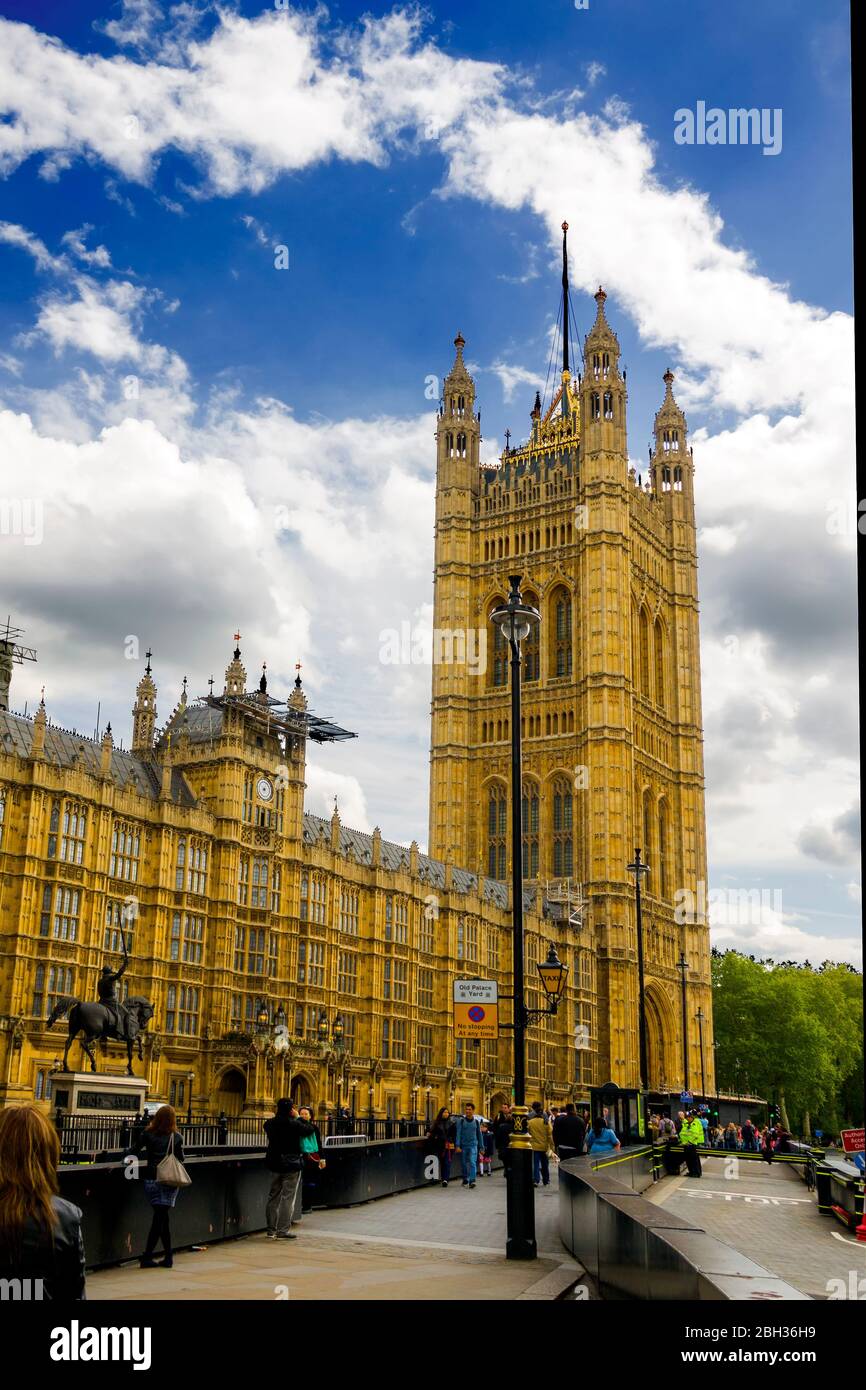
533,1151,550,1185
461,1146,478,1182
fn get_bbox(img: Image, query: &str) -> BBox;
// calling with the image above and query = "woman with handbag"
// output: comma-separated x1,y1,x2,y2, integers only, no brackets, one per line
425,1106,455,1187
130,1104,189,1269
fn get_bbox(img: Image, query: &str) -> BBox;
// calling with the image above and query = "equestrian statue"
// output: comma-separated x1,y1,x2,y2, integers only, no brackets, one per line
49,921,154,1076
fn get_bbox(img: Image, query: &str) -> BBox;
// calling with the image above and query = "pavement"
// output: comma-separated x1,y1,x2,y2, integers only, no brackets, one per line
87,1170,586,1302
654,1151,866,1300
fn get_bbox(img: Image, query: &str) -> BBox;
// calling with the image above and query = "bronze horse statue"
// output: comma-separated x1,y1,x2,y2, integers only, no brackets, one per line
48,996,155,1076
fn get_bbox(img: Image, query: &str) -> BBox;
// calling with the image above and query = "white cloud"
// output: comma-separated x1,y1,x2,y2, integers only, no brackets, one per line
0,4,857,929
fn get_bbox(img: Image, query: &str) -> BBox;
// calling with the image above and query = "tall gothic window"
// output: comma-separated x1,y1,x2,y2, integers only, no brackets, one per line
487,783,507,880
658,799,669,900
490,600,508,687
654,619,666,708
551,588,572,678
642,790,654,879
522,780,540,880
523,591,540,681
639,608,650,696
552,778,574,877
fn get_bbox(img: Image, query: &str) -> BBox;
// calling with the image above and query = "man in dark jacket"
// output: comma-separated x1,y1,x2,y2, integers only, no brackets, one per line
264,1099,315,1238
552,1103,586,1161
493,1105,514,1177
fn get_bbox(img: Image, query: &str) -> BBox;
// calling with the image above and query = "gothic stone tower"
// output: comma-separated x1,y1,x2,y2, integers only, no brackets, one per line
428,224,714,1095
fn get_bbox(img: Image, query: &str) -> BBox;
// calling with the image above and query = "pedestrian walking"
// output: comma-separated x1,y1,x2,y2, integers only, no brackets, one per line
426,1106,456,1186
0,1104,86,1300
585,1116,621,1157
528,1101,554,1186
454,1101,482,1189
130,1104,190,1268
552,1102,586,1161
723,1123,739,1152
493,1104,514,1178
478,1121,495,1176
264,1098,315,1239
741,1119,758,1153
679,1110,704,1178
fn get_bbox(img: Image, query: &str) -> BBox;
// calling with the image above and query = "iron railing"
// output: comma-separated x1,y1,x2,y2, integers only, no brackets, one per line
53,1110,429,1161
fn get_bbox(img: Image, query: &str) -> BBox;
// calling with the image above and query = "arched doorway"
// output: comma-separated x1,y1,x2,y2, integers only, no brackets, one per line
289,1073,313,1108
214,1067,246,1117
489,1089,510,1120
645,984,676,1096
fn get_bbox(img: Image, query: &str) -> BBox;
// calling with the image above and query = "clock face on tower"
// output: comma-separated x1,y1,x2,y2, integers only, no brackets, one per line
256,777,273,803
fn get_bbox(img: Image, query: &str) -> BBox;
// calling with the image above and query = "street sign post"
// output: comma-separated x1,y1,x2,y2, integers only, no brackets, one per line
453,979,499,1039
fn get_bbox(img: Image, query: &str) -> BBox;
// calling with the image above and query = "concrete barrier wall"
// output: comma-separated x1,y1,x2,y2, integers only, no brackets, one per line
558,1149,811,1301
59,1137,464,1269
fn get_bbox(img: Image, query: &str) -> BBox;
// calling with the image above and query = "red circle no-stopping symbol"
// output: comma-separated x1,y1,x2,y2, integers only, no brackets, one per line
468,1005,486,1022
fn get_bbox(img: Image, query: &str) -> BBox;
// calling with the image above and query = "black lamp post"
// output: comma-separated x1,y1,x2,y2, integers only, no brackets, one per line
695,1007,707,1102
625,848,650,1091
491,574,546,1262
676,951,690,1093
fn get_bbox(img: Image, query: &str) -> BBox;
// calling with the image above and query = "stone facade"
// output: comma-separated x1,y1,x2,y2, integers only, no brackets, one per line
428,271,714,1094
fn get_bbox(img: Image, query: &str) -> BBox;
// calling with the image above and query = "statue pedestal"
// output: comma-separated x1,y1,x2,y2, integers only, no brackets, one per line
51,1071,149,1117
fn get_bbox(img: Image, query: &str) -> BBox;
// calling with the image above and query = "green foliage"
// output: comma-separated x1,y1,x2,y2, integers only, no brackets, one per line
711,949,863,1134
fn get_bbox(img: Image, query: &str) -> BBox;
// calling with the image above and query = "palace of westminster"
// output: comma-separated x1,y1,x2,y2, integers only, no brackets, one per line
0,234,715,1119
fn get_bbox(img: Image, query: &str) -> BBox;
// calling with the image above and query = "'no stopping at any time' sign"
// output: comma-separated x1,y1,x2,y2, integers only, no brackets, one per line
453,979,499,1039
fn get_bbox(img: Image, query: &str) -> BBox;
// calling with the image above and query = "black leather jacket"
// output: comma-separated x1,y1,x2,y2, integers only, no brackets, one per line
2,1196,86,1300
264,1116,314,1172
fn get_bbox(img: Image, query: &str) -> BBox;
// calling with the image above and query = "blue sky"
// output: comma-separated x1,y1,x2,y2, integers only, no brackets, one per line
0,0,858,963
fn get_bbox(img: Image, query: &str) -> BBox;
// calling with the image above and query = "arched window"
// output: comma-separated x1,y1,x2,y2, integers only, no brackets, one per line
487,784,507,880
523,591,540,681
590,392,600,420
603,390,613,420
639,608,650,696
552,778,574,878
551,588,572,678
654,619,665,708
489,600,508,687
642,790,653,877
522,780,540,880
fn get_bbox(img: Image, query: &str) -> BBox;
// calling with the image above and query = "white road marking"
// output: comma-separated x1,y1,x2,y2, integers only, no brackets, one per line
678,1188,810,1204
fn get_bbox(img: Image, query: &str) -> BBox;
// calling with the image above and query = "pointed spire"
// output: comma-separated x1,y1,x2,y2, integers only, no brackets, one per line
180,675,188,706
31,690,47,759
289,661,307,712
561,221,570,376
224,632,247,697
132,654,157,754
445,331,473,389
100,722,114,778
531,390,541,420
259,663,268,695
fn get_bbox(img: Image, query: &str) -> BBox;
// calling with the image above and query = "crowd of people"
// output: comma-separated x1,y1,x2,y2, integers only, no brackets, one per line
424,1099,623,1188
650,1110,797,1180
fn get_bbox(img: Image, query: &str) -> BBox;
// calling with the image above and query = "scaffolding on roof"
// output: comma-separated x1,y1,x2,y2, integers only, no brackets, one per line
197,690,357,745
544,879,588,929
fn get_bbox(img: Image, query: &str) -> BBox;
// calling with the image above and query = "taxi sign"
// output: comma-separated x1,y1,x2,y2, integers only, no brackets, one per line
453,979,499,1039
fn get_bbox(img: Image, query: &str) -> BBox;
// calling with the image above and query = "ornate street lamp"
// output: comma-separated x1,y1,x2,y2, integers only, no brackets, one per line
695,1007,707,1102
252,999,271,1055
626,848,650,1091
317,1010,329,1046
537,944,569,1011
676,951,690,1093
490,573,542,1262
